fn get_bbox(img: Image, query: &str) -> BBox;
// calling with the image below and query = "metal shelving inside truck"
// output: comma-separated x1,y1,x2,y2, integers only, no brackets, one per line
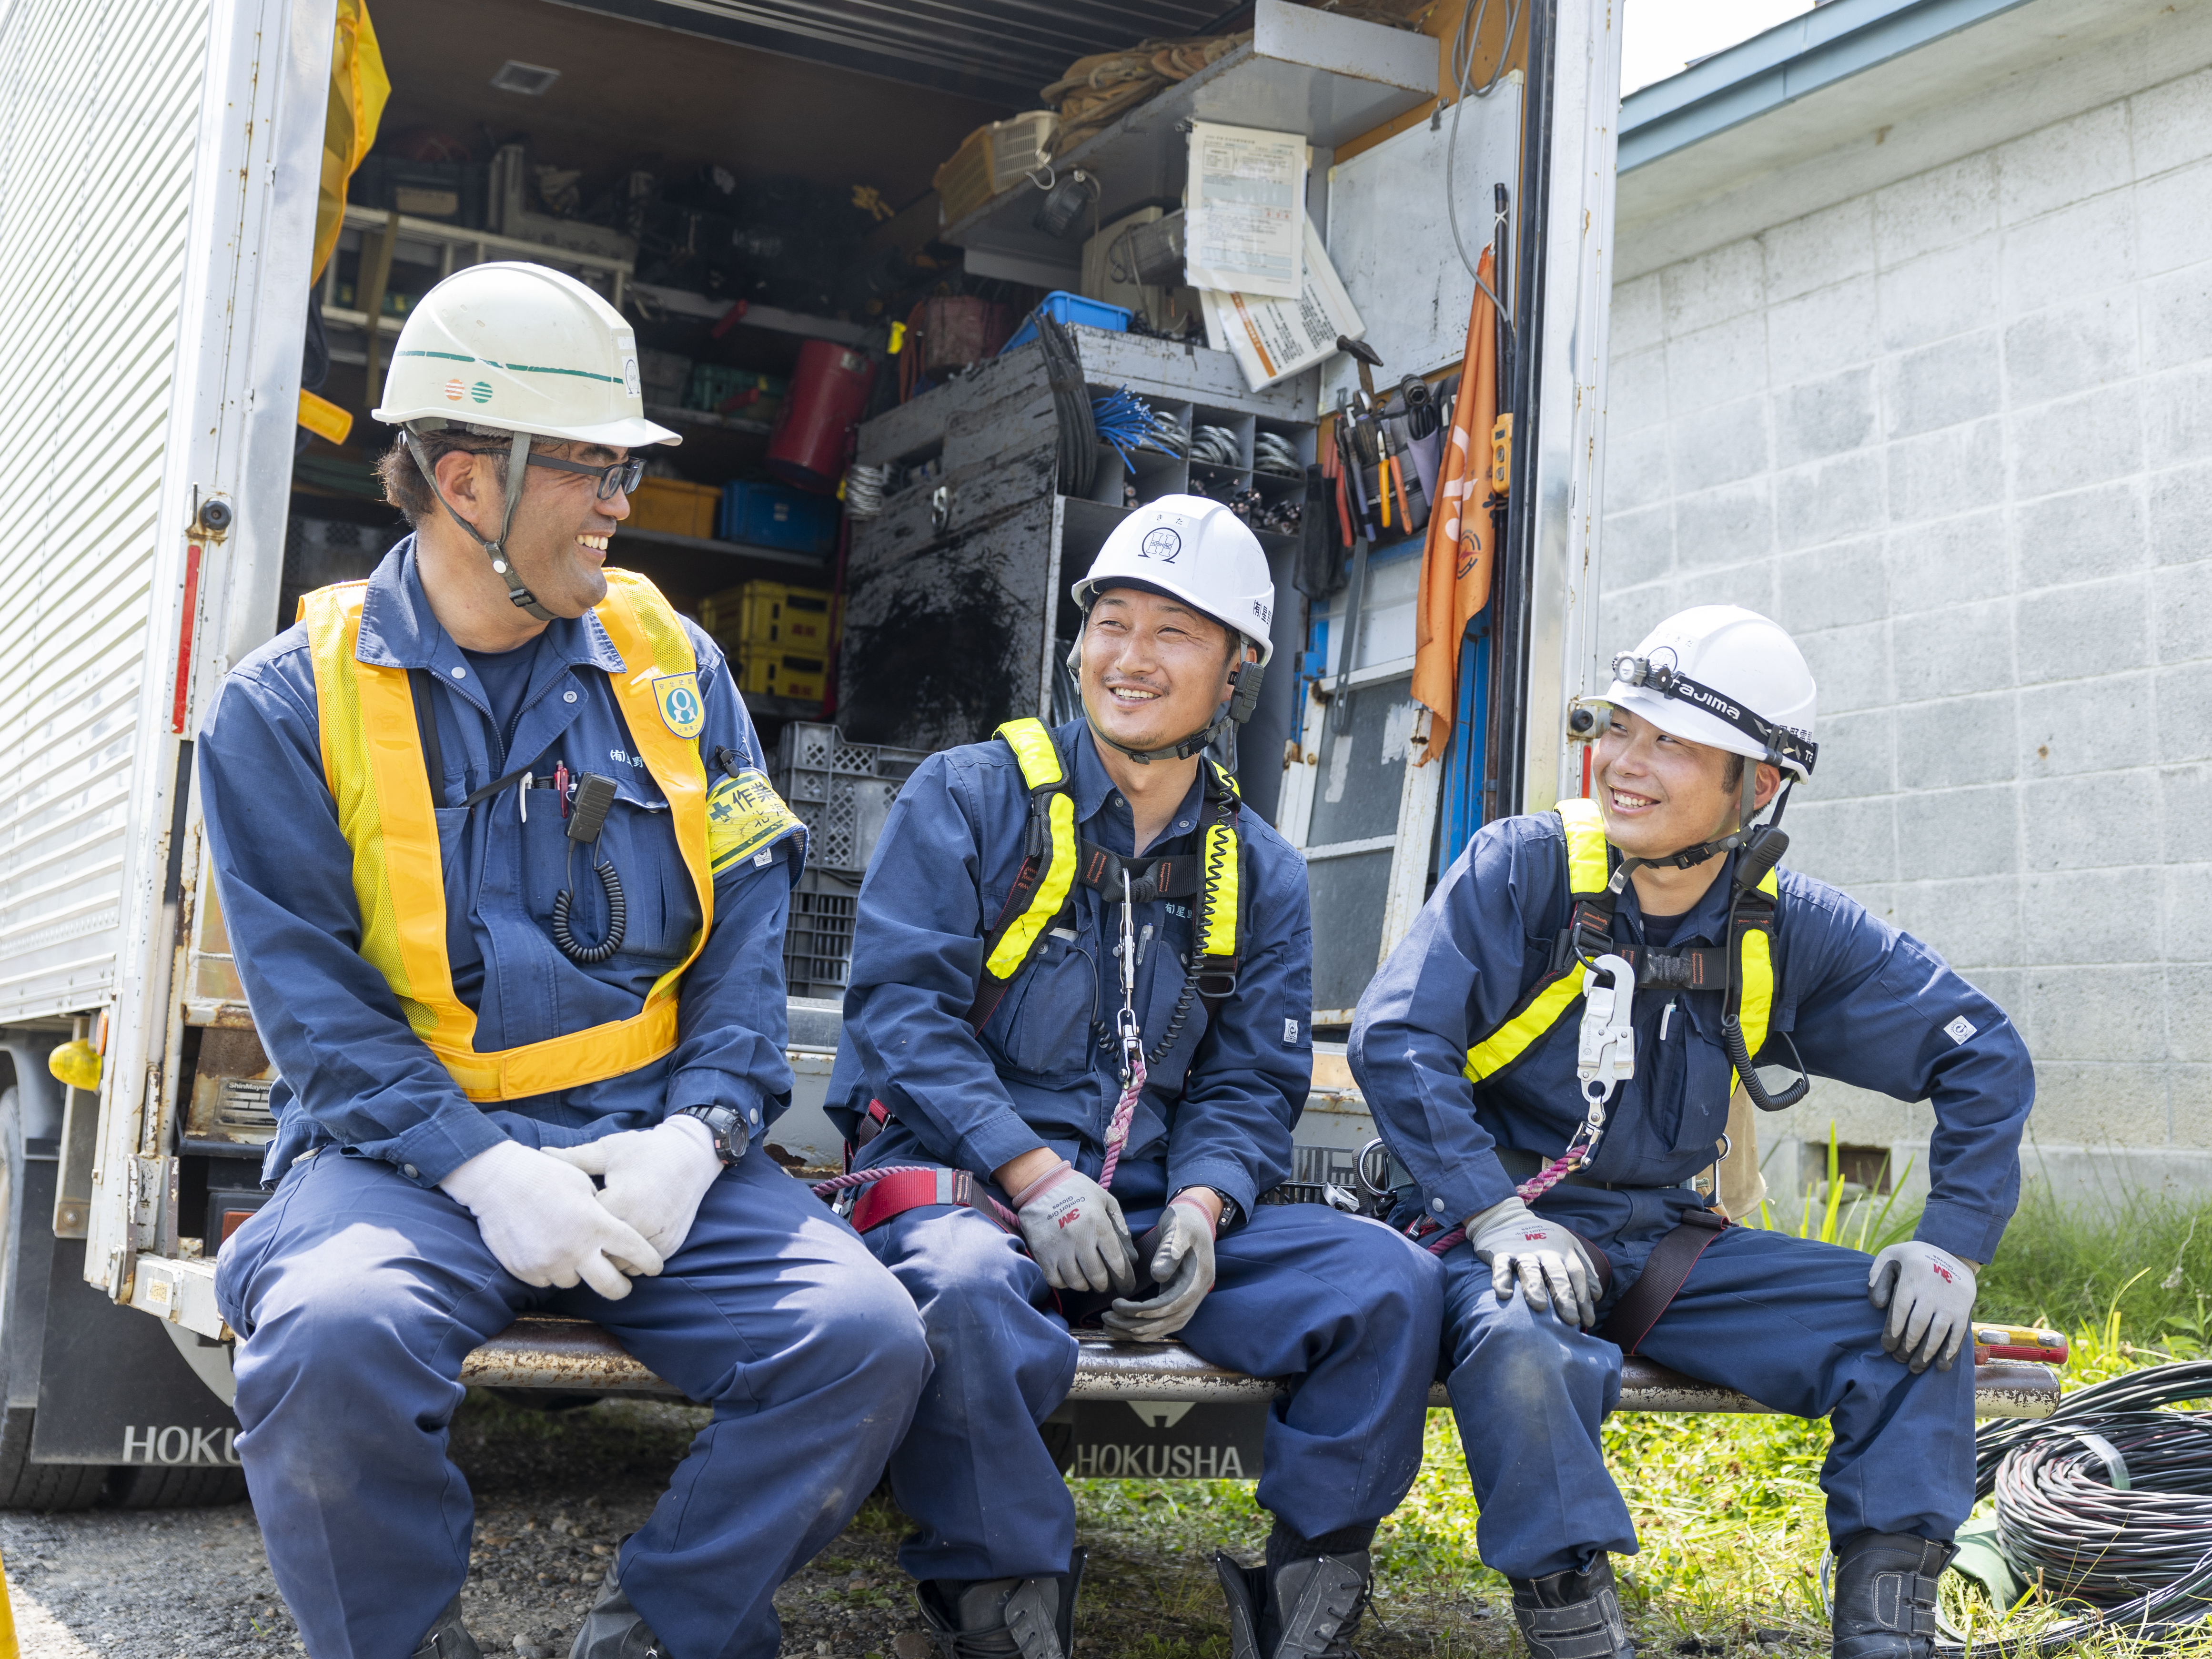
0,0,1626,1503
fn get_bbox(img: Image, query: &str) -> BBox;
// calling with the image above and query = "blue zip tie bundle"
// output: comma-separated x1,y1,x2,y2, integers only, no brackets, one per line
1091,386,1187,468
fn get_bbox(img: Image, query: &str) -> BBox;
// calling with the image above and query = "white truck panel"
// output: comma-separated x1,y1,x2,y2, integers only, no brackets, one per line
0,0,221,1022
81,0,333,1299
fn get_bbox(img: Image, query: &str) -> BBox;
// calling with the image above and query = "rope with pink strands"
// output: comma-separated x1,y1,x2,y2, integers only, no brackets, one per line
1096,1043,1144,1190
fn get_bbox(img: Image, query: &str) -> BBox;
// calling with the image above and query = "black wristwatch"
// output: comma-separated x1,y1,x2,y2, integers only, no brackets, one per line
674,1103,750,1167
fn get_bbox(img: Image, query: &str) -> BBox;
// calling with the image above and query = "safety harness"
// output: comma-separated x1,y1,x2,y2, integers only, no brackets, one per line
1411,798,1791,1280
829,717,1247,1235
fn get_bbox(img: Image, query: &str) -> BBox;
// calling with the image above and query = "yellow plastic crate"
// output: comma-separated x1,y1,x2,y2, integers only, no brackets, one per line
737,651,828,706
699,581,835,651
626,477,720,539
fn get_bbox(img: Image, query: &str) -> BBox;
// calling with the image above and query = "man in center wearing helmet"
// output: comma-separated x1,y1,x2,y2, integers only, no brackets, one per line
827,496,1443,1659
1351,606,2033,1659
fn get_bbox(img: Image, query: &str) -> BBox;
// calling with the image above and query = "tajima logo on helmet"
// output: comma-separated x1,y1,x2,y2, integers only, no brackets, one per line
1139,526,1182,562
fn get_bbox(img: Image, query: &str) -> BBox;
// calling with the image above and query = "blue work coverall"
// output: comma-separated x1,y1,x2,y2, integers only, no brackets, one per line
1349,811,2033,1582
828,718,1444,1584
200,543,929,1659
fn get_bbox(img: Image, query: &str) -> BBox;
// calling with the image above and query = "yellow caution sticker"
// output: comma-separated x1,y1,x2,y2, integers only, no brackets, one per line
706,770,806,874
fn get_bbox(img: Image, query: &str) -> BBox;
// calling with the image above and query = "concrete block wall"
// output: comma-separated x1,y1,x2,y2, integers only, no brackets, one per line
1602,62,2212,1210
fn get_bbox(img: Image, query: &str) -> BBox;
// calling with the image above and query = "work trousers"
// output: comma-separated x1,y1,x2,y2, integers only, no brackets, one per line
1436,1189,1976,1582
215,1146,932,1659
864,1193,1444,1583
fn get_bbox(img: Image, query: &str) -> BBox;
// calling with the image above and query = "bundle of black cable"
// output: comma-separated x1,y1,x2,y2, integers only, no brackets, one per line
1995,1409,2212,1605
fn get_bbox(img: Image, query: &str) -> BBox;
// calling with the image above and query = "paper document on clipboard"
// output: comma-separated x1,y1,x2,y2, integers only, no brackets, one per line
1200,216,1365,391
1184,121,1307,300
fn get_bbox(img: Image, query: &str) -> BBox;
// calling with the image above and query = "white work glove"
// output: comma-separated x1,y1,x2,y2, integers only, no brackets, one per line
543,1117,724,1268
1469,1195,1602,1328
1104,1194,1218,1340
439,1140,661,1300
1011,1158,1140,1295
1868,1241,1980,1372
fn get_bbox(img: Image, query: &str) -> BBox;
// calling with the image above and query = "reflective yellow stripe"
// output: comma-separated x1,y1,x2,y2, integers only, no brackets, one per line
1730,864,1778,1092
995,716,1065,788
303,569,715,1102
982,719,1077,980
1557,796,1610,893
1464,973,1584,1083
1200,819,1238,959
1460,798,1614,1084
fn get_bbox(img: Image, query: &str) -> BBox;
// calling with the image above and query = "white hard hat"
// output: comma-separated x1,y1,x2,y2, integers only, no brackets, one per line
1071,494,1275,664
372,262,678,449
1605,605,1818,781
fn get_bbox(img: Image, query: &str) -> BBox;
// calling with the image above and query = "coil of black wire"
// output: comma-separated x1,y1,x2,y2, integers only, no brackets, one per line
1931,1361,2212,1655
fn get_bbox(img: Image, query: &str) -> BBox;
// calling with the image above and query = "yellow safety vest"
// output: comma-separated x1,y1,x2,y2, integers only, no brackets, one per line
1462,797,1779,1096
302,569,723,1102
966,717,1243,1030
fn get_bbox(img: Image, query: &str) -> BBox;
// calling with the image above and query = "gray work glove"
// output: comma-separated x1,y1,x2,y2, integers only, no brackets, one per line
1868,1241,1980,1372
1012,1158,1140,1295
1104,1194,1217,1340
1469,1194,1601,1328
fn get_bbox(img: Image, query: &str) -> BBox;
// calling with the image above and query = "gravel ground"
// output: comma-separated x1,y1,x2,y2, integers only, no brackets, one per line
0,1391,1504,1659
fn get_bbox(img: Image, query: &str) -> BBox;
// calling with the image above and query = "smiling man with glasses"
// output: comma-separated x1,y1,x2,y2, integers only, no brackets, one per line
193,262,929,1659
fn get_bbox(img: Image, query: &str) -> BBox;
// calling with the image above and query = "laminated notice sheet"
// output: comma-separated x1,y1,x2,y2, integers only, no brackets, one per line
1201,215,1365,391
1184,121,1307,301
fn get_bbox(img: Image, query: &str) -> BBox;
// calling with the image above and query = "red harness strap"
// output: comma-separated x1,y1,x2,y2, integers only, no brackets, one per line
813,1162,1022,1235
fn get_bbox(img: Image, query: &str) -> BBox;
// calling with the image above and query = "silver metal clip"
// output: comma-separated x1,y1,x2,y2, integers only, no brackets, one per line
1576,952,1636,1111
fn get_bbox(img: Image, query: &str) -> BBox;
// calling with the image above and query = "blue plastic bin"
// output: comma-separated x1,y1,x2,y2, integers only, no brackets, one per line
718,482,839,555
1000,292,1134,354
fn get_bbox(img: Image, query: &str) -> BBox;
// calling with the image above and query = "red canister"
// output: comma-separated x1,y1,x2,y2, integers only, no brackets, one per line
767,340,877,493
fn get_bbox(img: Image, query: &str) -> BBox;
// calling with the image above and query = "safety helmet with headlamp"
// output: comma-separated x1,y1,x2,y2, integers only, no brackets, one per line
1602,605,1818,864
1069,495,1275,763
373,261,679,620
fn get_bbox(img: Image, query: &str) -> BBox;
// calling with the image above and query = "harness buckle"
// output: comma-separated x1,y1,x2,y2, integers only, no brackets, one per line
1576,952,1636,1108
1194,967,1238,999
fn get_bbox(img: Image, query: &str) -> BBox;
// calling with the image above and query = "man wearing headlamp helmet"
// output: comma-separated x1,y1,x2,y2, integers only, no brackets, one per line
1350,605,2034,1659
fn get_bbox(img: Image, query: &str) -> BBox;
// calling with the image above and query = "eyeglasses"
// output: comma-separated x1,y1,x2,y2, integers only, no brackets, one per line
526,452,646,500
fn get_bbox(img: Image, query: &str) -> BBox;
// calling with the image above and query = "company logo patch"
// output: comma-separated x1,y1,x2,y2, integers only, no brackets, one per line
470,380,493,405
623,356,640,397
1944,1015,1978,1044
1139,527,1182,562
443,377,465,402
651,672,705,739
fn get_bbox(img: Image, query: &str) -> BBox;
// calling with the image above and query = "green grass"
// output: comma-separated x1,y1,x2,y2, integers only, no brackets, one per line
1061,1170,2212,1656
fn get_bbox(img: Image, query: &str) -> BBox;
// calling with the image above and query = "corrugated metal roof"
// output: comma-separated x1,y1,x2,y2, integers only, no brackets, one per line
545,0,1240,107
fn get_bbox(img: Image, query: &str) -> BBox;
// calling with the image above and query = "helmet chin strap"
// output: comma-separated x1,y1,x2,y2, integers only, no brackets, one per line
1608,753,1795,891
405,428,557,623
1070,627,1265,766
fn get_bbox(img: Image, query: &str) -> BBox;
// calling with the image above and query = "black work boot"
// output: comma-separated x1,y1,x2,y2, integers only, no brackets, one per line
1510,1554,1634,1659
916,1549,1085,1659
411,1596,483,1659
570,1557,670,1659
1831,1532,1956,1659
1213,1548,1372,1659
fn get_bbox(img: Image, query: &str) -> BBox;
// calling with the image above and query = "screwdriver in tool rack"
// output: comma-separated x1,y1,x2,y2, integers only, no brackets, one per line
1972,1323,2068,1365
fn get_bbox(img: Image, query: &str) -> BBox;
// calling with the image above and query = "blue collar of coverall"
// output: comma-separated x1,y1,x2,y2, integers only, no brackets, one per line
1060,717,1212,854
352,538,628,681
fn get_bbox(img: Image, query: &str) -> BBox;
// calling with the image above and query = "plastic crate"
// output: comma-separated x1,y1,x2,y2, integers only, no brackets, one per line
933,111,1058,226
737,650,828,705
1000,291,1133,354
718,482,839,554
772,722,930,873
784,867,862,1001
626,477,719,538
698,581,834,652
684,364,786,422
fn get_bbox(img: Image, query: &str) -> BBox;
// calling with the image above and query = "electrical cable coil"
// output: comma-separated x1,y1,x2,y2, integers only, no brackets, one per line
1821,1361,2212,1655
